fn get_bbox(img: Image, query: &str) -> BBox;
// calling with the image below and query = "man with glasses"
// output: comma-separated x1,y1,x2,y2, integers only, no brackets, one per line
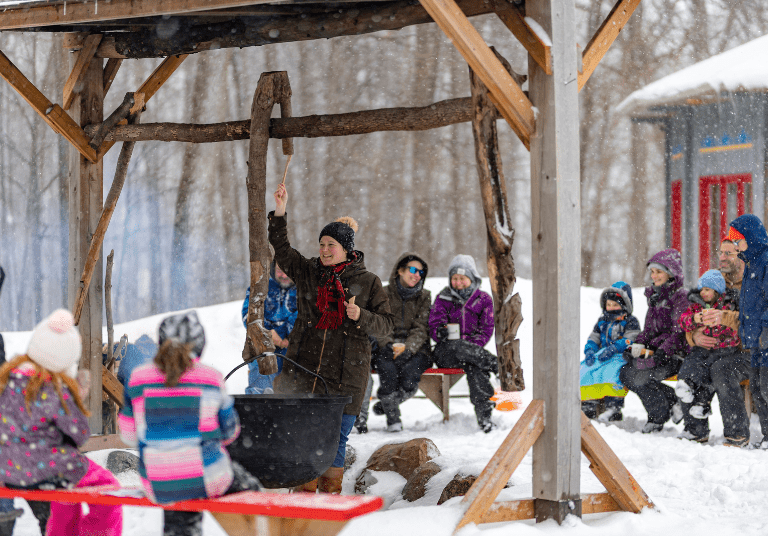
684,237,751,446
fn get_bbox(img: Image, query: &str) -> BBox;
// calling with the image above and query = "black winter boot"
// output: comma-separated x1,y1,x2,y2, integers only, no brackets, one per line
379,392,402,432
581,400,599,419
476,402,496,433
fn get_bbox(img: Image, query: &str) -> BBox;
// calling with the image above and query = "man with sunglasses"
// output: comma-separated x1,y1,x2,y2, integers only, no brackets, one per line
367,253,432,432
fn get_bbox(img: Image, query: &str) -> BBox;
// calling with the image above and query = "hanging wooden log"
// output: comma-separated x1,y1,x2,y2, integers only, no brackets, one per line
73,103,141,325
85,96,498,144
89,91,135,150
56,0,495,59
243,72,293,359
469,49,525,392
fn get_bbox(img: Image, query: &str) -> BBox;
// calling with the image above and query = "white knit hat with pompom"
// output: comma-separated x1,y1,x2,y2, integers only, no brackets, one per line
26,309,82,375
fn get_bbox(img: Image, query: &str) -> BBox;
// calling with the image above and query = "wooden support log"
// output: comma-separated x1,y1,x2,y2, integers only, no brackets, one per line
491,0,551,74
469,49,525,392
580,413,654,513
103,58,123,96
73,106,141,326
578,0,642,91
418,0,535,149
98,55,187,157
244,72,292,358
85,97,498,144
0,49,97,162
455,400,545,532
89,92,135,150
56,0,496,59
62,33,102,110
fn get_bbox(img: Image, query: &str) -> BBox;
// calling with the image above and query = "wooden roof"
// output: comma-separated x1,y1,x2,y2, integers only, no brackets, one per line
0,0,498,58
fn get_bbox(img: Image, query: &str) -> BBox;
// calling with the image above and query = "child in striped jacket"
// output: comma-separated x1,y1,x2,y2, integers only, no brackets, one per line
119,311,261,536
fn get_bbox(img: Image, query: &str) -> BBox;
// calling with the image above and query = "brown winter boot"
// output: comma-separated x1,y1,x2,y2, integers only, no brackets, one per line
292,478,318,493
317,467,344,494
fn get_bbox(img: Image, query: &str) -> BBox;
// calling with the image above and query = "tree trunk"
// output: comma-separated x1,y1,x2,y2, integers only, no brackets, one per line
469,52,525,392
244,71,293,358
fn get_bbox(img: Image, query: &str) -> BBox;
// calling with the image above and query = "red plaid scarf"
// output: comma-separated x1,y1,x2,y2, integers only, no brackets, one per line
316,260,352,330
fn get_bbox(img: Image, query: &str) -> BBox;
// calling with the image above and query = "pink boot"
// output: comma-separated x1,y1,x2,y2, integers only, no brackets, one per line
47,460,122,536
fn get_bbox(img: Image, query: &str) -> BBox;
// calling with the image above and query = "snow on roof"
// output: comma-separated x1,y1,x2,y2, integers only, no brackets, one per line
618,33,768,113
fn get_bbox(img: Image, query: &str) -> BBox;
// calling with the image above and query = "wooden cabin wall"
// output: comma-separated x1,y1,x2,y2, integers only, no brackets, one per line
3,2,768,328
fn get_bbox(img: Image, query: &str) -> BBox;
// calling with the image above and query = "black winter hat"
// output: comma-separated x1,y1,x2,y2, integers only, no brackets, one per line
319,216,358,253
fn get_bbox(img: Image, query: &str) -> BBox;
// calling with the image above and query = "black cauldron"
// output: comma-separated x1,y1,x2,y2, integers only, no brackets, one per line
227,394,351,488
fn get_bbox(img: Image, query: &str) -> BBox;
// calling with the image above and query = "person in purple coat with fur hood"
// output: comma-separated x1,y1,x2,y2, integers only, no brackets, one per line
429,254,497,432
620,248,689,433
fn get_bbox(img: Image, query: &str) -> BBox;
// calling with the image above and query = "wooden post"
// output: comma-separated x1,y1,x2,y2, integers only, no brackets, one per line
469,50,525,392
68,50,104,432
527,0,582,523
244,72,293,357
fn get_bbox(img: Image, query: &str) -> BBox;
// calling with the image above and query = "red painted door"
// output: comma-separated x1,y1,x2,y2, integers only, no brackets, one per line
698,174,752,275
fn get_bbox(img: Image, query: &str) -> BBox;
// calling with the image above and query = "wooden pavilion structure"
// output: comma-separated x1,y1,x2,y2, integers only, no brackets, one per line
0,0,653,527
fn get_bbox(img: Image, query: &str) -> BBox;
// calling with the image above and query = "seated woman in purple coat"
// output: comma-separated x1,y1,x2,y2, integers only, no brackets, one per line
429,254,498,432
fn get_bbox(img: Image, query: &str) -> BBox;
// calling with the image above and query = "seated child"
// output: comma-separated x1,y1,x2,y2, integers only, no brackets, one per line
0,309,122,536
119,311,261,536
580,282,641,422
676,269,743,445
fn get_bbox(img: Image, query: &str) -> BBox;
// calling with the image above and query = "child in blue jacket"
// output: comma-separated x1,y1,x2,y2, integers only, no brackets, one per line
580,281,641,422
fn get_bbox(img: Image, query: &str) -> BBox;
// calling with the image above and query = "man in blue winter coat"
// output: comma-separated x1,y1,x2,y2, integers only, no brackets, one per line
728,214,768,449
242,261,297,394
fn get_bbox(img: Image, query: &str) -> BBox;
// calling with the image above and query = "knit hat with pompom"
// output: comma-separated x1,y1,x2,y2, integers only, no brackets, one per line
27,309,82,375
319,216,359,253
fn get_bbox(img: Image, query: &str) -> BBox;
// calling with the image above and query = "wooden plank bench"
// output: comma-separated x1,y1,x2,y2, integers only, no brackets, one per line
417,368,465,422
0,485,382,536
370,367,465,422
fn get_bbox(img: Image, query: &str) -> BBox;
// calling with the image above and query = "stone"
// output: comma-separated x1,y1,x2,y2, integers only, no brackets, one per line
344,445,357,471
437,474,477,505
106,450,140,475
364,438,440,480
401,461,442,502
354,469,378,495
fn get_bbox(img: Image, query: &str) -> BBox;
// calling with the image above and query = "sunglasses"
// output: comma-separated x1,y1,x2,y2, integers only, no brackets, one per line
406,266,426,277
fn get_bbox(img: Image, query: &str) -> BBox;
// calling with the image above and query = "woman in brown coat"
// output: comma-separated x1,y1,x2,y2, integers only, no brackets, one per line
269,183,394,493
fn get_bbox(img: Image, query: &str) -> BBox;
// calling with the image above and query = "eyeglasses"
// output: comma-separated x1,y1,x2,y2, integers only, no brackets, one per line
407,266,426,277
717,250,738,258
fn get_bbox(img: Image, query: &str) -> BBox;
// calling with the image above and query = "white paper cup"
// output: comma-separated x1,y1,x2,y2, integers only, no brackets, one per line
447,323,460,340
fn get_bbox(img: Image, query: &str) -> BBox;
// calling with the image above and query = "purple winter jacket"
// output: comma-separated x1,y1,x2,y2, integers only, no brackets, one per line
429,288,494,347
635,248,690,357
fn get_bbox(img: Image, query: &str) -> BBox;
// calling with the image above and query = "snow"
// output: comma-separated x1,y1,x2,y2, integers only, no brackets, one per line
525,17,553,47
618,33,768,113
4,277,768,535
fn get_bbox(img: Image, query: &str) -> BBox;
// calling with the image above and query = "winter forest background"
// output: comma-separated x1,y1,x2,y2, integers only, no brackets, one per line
0,0,766,330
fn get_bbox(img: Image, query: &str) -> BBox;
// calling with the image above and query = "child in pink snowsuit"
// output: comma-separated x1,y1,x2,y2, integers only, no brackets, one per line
0,309,121,536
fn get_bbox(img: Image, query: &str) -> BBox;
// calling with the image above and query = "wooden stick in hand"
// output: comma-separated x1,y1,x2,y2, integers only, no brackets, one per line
280,154,293,185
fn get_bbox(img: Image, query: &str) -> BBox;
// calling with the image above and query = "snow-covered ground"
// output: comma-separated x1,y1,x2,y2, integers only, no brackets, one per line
4,277,768,535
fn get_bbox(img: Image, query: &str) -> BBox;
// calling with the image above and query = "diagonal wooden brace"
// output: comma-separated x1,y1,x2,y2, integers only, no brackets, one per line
63,33,103,110
418,0,534,149
491,0,551,74
578,0,642,90
0,49,97,162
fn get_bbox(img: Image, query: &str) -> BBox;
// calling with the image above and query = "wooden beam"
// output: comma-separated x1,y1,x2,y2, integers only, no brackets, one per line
581,413,654,513
418,0,534,150
62,33,103,110
103,58,123,96
527,0,582,523
491,0,551,75
68,49,105,433
0,49,97,163
455,400,544,532
478,493,620,523
60,0,496,59
0,0,284,30
578,0,642,91
86,96,495,144
101,367,125,408
89,92,136,150
98,55,187,156
80,433,129,453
